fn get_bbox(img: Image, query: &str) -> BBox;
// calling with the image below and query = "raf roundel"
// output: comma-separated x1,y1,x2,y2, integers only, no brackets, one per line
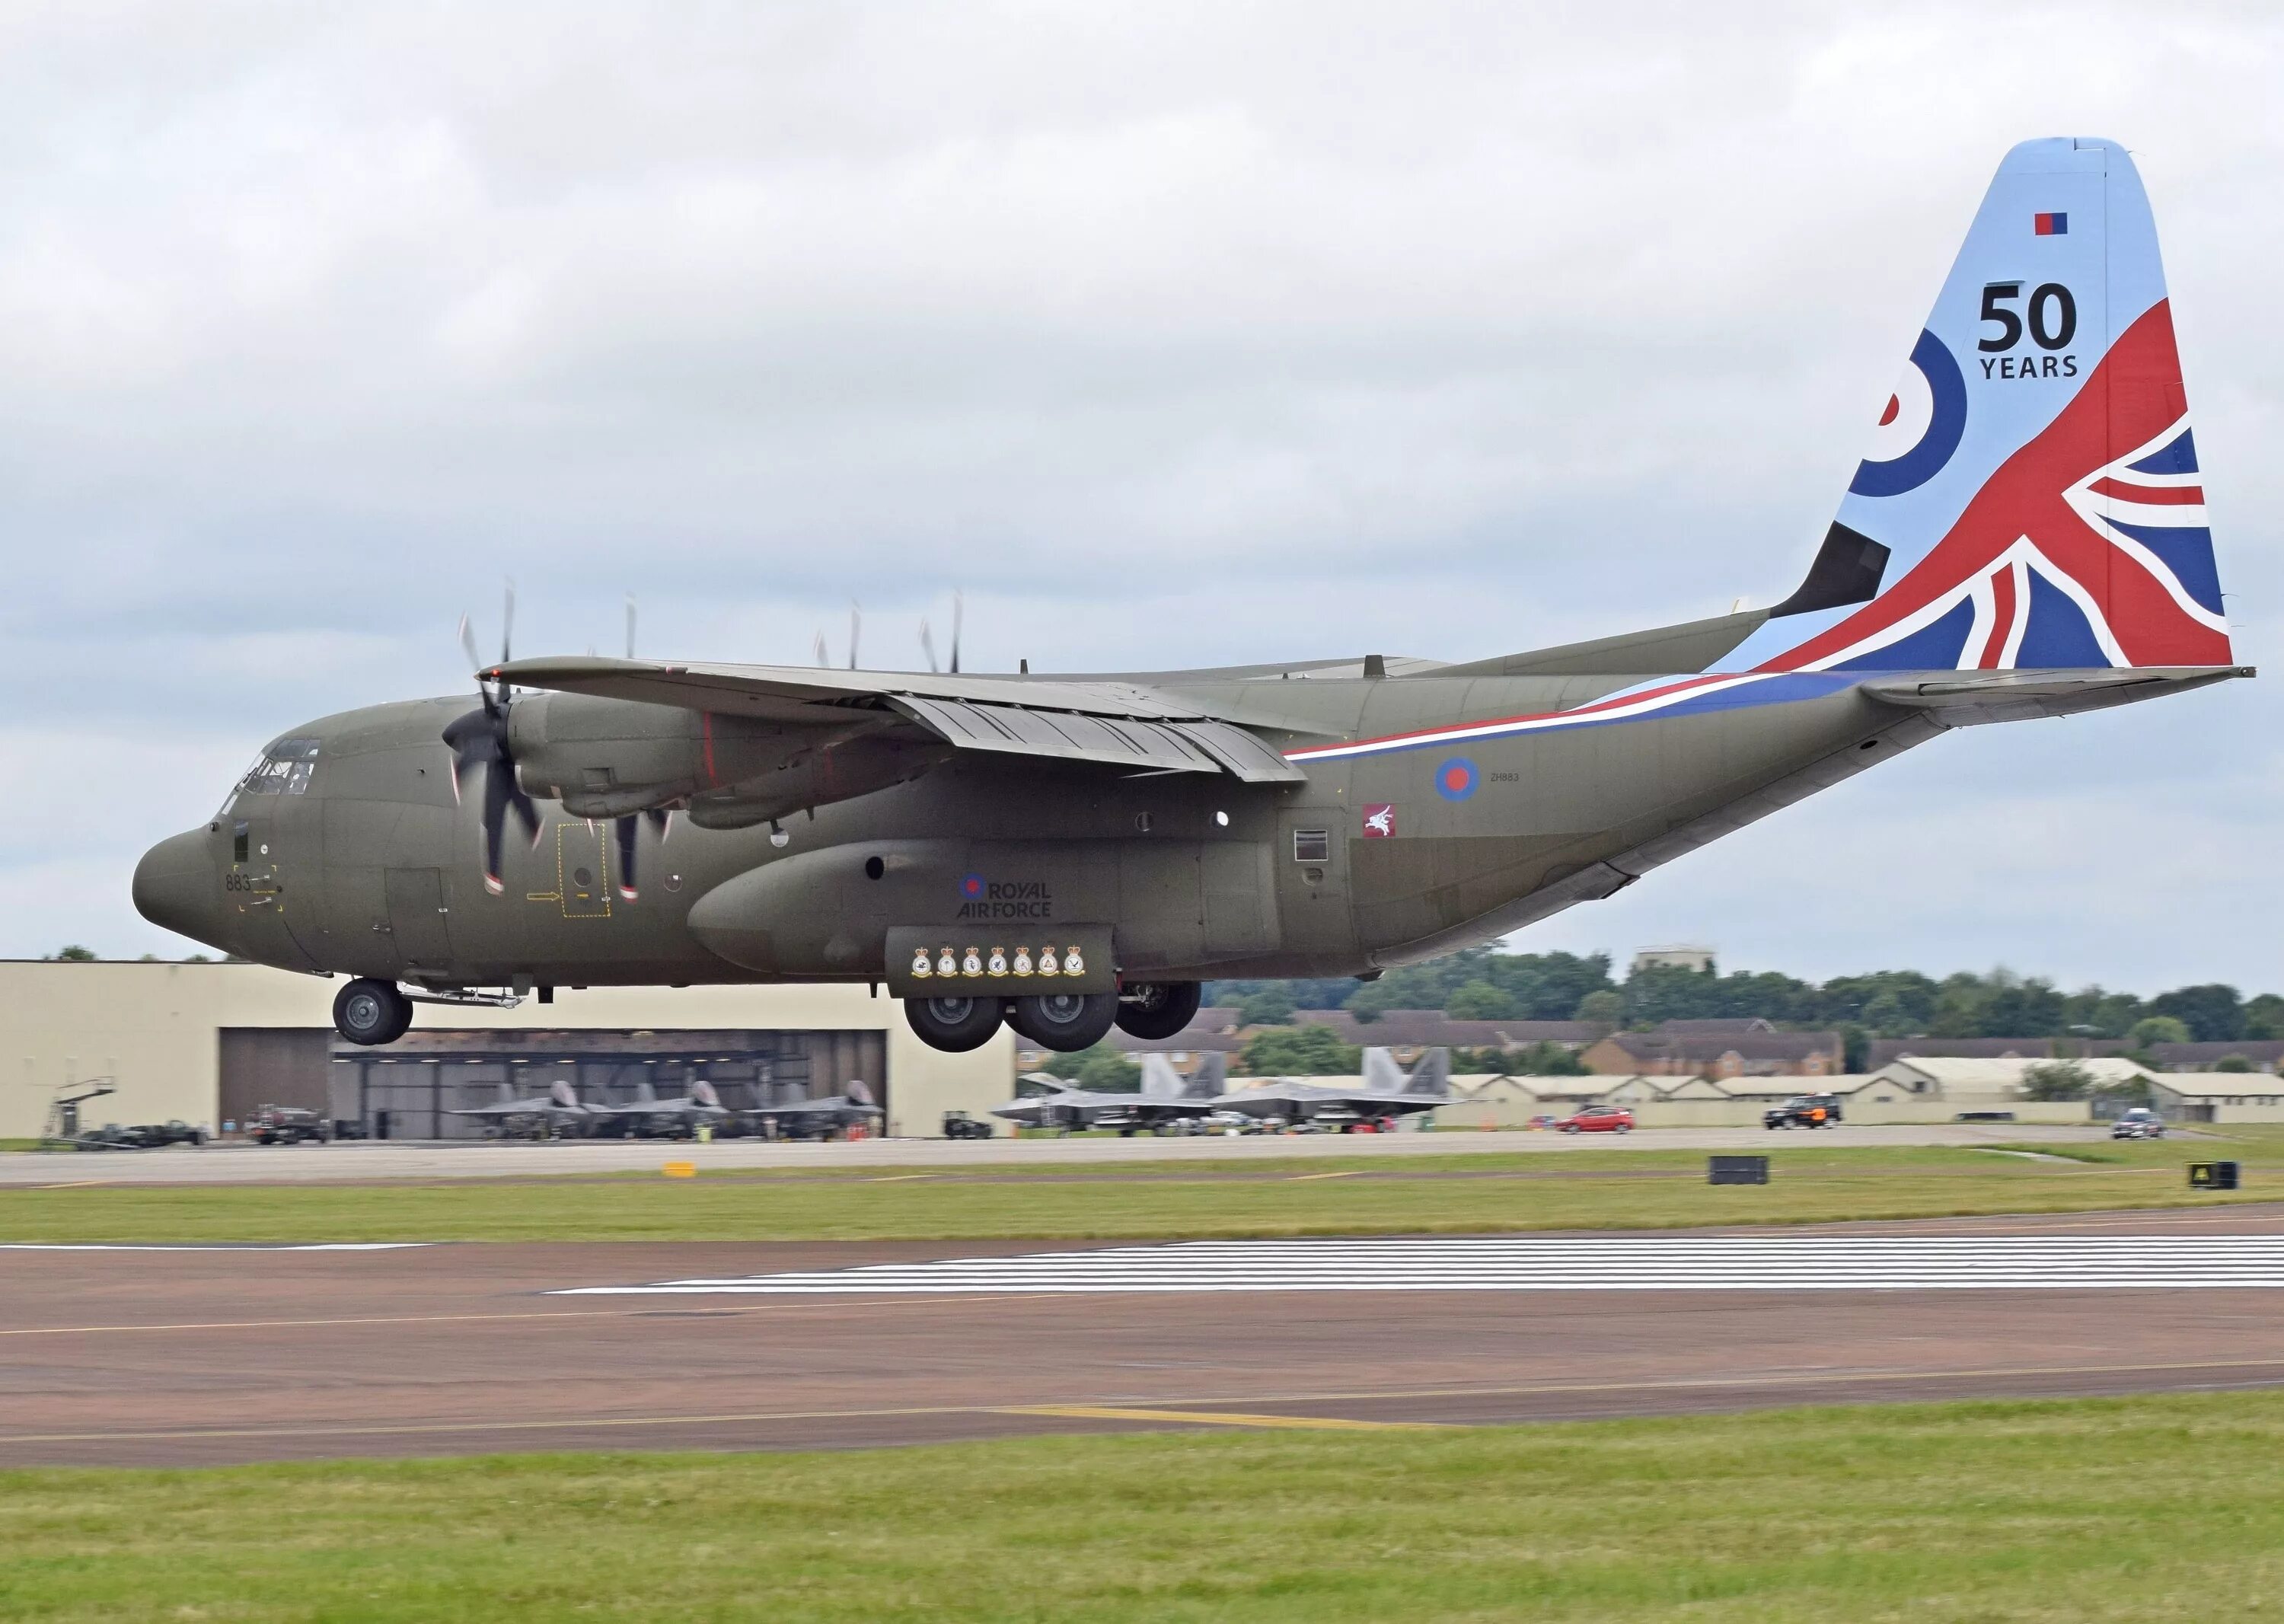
959,872,987,901
1434,757,1479,801
1849,328,1967,498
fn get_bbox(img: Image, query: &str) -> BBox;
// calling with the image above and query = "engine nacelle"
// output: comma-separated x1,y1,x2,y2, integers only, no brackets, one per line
506,691,947,824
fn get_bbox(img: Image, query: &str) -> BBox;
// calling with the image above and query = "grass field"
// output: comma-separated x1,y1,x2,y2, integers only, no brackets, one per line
0,1135,2273,1243
3,1392,2280,1621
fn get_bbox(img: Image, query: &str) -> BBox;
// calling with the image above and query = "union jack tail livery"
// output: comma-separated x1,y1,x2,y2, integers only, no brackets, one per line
1727,137,2231,675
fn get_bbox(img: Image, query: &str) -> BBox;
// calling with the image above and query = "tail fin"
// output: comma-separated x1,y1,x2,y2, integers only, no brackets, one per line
549,1080,579,1109
1361,1046,1406,1091
1403,1048,1451,1098
1138,1054,1184,1099
1182,1053,1228,1100
1738,138,2228,674
693,1080,721,1109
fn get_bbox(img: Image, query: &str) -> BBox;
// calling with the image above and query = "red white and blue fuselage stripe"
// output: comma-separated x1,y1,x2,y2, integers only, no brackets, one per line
1282,672,1857,763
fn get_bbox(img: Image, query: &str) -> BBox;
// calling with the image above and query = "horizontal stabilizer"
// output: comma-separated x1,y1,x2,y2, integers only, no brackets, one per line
1860,664,2250,725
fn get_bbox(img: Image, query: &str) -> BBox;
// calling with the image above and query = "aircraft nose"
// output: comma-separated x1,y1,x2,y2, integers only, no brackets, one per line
133,829,222,949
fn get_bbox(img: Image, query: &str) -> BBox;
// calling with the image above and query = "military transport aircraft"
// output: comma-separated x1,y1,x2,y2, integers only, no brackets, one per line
135,138,2249,1058
989,1054,1229,1134
1211,1047,1452,1132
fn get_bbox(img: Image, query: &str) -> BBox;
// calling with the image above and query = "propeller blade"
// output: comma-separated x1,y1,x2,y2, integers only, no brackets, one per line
624,594,636,661
950,589,962,675
480,759,511,895
920,619,938,672
848,600,860,670
500,579,515,668
614,814,639,901
457,613,482,675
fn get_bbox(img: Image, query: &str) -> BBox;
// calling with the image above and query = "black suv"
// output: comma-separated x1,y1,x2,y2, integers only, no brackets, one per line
1763,1094,1844,1130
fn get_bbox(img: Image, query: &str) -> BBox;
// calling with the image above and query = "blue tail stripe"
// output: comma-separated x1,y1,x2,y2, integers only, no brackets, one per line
2105,520,2225,614
2127,429,2198,476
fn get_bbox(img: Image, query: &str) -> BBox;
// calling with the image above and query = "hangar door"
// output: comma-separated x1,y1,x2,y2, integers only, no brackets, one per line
219,1029,333,1127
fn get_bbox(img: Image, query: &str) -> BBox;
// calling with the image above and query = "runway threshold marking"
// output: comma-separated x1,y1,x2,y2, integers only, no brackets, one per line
10,1355,2284,1450
1005,1405,1441,1431
554,1234,2284,1296
1286,1171,1368,1182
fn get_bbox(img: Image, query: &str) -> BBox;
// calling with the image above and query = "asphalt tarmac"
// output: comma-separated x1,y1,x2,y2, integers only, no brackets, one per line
6,1204,2282,1469
0,1121,2126,1185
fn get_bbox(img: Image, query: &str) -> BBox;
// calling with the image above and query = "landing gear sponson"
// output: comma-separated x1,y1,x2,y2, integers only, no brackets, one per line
904,981,1201,1054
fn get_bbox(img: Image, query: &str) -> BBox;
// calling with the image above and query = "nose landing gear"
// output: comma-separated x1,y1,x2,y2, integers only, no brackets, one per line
333,978,414,1046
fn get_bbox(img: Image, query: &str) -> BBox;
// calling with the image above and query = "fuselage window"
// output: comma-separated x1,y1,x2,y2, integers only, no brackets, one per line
1292,830,1330,863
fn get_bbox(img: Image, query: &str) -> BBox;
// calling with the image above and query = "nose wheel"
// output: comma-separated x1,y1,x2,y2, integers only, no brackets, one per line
333,978,414,1046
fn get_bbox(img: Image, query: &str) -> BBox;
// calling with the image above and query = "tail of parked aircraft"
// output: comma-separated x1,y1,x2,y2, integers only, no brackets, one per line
693,1080,721,1109
1730,138,2229,674
1183,1052,1228,1100
548,1080,580,1109
1402,1048,1450,1098
1139,1054,1184,1099
1361,1047,1406,1092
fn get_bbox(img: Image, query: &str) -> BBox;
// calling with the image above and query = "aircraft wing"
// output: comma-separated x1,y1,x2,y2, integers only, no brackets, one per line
493,656,1306,783
1858,665,2251,726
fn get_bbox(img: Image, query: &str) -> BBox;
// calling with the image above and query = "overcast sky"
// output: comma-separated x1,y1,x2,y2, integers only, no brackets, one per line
5,2,2277,991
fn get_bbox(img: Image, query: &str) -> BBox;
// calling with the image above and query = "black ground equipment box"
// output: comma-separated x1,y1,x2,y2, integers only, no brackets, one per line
1708,1155,1770,1186
2189,1161,2241,1191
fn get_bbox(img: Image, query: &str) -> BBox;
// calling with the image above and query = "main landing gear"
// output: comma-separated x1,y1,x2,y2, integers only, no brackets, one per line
902,981,1202,1055
333,978,413,1046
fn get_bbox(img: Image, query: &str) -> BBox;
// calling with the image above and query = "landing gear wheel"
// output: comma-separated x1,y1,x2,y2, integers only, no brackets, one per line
904,996,1006,1054
1008,991,1119,1052
333,978,413,1046
1115,981,1202,1041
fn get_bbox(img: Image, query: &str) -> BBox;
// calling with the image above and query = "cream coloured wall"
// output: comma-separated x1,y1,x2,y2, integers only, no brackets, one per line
0,962,1012,1140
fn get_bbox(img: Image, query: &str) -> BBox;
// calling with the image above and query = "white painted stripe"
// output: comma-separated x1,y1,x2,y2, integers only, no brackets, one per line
552,1236,2284,1296
0,1243,431,1253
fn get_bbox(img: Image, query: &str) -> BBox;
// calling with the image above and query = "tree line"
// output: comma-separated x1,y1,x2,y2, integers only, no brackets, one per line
1207,949,2284,1045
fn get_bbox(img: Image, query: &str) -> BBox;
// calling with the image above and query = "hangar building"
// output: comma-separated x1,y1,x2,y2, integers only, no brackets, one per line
0,961,1012,1141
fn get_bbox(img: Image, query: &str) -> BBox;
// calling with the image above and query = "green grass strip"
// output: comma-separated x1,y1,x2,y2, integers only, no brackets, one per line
3,1391,2282,1621
0,1137,2273,1243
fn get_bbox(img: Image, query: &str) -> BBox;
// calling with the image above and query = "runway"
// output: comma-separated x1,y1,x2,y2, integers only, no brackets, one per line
0,1121,2127,1185
7,1205,2284,1468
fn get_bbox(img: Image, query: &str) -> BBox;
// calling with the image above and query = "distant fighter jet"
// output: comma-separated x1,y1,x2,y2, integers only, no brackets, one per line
742,1077,884,1140
604,1078,732,1137
1211,1046,1450,1131
990,1053,1229,1134
444,1077,610,1136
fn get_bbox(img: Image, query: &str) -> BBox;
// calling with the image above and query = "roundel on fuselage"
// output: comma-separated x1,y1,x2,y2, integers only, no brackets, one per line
1849,328,1967,498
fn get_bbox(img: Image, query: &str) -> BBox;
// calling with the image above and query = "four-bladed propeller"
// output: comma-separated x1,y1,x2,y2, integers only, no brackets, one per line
920,589,963,674
454,587,966,899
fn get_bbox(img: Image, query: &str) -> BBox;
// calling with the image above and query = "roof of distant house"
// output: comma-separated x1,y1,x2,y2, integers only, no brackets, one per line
1597,1030,1839,1063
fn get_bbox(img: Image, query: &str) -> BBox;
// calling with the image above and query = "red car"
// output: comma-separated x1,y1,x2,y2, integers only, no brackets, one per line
1555,1106,1635,1134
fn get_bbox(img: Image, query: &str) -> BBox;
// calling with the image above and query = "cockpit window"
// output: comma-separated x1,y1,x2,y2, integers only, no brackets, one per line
235,737,322,798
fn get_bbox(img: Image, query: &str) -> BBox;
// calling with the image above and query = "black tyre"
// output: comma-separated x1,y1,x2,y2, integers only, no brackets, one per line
904,994,1005,1053
333,978,413,1046
1115,981,1203,1041
1008,991,1120,1052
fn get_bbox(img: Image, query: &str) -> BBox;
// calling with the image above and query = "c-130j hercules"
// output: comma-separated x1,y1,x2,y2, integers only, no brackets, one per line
136,138,2247,1055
